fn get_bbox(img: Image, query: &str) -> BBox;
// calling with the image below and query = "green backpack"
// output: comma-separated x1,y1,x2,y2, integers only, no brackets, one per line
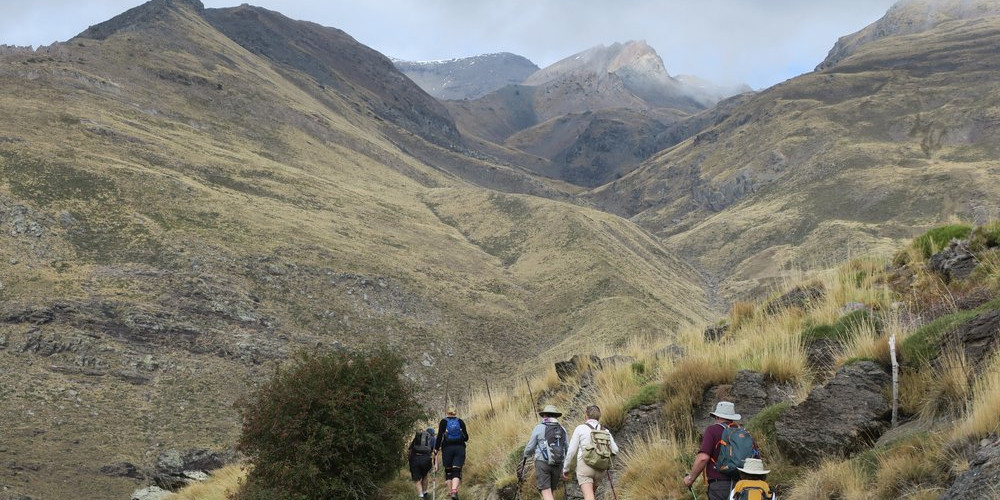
582,423,613,471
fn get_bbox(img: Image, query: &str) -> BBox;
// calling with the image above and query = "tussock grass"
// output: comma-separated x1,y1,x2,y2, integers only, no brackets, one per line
783,459,870,500
595,363,644,431
618,427,694,500
952,352,1000,442
916,349,972,422
832,314,891,368
168,464,245,500
870,434,949,500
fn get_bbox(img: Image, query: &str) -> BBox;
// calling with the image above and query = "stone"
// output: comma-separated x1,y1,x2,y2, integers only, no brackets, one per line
776,361,891,463
554,354,602,382
130,486,172,500
939,308,1000,372
940,437,1000,499
764,285,824,315
98,461,144,479
928,240,978,282
704,323,729,342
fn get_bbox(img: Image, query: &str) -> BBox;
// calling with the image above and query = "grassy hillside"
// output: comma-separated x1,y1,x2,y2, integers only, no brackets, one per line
175,223,1000,499
0,1,713,499
587,12,1000,300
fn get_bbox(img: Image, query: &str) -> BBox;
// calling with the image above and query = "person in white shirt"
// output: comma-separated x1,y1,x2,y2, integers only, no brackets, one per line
561,405,620,500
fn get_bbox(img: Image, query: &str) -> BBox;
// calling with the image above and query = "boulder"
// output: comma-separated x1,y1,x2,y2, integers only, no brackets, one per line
939,308,1000,371
940,437,1000,500
929,240,977,282
693,371,795,431
704,323,729,342
130,486,171,500
764,285,824,315
776,361,891,463
555,354,602,382
98,461,144,479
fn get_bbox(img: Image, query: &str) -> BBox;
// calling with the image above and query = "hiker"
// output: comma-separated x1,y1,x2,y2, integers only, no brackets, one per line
683,401,757,500
522,405,568,500
434,406,469,500
408,427,436,499
728,458,776,500
562,405,619,500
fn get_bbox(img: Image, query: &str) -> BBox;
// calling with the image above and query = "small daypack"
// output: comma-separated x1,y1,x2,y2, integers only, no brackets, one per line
445,417,463,443
734,482,772,500
714,423,756,477
582,423,613,471
412,430,432,455
540,423,566,465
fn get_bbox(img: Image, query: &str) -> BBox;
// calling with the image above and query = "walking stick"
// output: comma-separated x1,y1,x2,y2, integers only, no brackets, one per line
607,470,619,500
689,485,698,500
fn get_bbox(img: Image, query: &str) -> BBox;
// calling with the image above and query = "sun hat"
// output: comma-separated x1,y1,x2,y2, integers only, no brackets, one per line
737,458,770,475
709,401,741,421
538,405,563,417
446,406,457,416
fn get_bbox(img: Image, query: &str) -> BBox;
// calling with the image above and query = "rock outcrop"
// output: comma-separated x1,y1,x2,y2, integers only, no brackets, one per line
776,361,892,463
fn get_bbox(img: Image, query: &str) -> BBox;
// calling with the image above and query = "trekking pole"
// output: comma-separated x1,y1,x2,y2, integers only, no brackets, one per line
485,378,496,415
607,470,619,500
689,485,698,500
524,376,535,415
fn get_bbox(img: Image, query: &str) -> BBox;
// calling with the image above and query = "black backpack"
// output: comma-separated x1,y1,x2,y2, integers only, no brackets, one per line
540,423,566,465
412,430,432,455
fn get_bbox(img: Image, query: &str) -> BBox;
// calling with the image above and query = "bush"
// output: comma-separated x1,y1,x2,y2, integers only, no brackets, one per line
913,224,972,258
801,309,880,343
235,347,424,500
624,383,663,411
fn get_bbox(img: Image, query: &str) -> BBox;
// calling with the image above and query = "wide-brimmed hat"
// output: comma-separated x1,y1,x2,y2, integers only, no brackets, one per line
709,401,741,421
737,458,769,475
446,406,457,416
538,405,563,417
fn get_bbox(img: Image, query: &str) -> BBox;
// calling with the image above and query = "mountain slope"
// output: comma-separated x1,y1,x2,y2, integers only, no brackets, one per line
0,1,711,499
394,52,540,100
587,3,1000,299
448,41,737,188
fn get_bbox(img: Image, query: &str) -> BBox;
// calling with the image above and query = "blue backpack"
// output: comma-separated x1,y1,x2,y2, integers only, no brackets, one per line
445,417,463,442
714,423,757,477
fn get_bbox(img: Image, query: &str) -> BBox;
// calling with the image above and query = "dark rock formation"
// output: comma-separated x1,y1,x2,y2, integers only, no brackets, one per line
555,354,602,382
929,240,978,282
764,285,824,315
776,361,891,463
940,437,1000,500
939,308,1000,371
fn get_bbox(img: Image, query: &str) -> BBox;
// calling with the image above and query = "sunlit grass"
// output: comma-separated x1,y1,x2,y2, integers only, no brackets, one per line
618,427,694,500
783,459,870,500
167,464,245,500
952,352,1000,442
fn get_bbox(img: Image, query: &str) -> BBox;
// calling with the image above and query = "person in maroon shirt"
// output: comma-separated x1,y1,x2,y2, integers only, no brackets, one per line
683,401,745,500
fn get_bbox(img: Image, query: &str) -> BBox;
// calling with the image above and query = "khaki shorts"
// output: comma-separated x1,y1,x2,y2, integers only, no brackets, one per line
575,460,602,485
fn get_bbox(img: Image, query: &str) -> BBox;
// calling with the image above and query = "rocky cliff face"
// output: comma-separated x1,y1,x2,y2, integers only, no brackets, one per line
394,52,539,100
817,0,1000,70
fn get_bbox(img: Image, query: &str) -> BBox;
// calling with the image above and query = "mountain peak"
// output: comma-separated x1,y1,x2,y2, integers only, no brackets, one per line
817,0,1000,70
77,0,205,40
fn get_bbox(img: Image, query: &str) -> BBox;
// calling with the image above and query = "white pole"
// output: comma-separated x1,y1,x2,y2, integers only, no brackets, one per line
889,333,899,428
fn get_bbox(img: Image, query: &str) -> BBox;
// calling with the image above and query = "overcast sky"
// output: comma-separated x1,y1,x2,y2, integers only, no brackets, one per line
1,0,898,90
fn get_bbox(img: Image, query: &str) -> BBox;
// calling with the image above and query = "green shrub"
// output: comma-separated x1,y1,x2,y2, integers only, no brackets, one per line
235,347,424,500
801,309,880,343
746,401,791,448
970,221,1000,251
625,383,663,411
899,297,1000,364
913,225,972,258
